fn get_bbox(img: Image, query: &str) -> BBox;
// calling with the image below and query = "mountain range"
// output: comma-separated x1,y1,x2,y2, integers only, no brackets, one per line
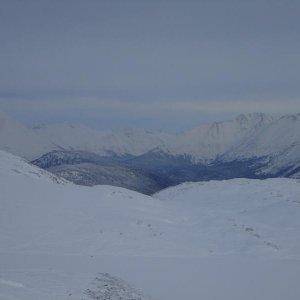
0,111,299,193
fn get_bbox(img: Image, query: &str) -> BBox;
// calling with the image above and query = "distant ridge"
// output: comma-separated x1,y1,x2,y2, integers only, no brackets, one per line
1,111,299,192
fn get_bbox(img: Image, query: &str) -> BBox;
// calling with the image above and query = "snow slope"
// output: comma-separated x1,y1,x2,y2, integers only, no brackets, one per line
155,179,300,257
1,150,300,299
0,150,179,256
168,112,276,162
224,113,300,175
1,150,300,257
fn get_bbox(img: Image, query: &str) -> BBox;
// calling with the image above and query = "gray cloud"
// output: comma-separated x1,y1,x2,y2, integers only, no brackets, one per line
1,97,299,132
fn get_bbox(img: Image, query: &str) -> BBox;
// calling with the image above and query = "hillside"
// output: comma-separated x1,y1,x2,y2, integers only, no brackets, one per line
223,113,300,176
1,150,300,299
155,178,300,257
168,112,276,162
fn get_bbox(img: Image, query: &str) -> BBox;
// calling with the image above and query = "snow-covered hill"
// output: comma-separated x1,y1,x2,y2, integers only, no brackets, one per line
155,179,300,257
0,149,175,256
1,150,300,299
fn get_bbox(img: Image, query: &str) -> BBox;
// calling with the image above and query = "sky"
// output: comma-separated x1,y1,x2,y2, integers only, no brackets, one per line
0,0,300,131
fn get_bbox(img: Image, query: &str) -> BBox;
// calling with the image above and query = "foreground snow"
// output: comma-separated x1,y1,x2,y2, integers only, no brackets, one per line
1,150,300,299
2,253,300,300
155,178,300,257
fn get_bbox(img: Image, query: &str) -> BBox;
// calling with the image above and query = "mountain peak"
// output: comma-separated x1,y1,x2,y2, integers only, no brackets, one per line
0,112,299,167
235,112,275,124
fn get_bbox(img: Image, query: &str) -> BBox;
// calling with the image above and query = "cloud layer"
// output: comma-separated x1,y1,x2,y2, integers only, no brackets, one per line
1,97,299,132
1,1,300,130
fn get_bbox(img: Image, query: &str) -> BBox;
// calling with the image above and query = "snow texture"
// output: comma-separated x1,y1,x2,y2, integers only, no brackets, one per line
1,150,300,299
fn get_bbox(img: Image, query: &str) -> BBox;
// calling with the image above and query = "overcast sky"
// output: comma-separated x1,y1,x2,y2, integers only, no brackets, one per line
1,0,300,131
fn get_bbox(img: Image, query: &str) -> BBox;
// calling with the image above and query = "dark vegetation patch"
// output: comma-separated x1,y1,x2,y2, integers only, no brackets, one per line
32,150,297,195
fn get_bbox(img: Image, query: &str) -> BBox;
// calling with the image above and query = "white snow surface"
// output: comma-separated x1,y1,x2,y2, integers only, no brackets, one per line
224,113,300,174
168,112,276,162
1,149,300,299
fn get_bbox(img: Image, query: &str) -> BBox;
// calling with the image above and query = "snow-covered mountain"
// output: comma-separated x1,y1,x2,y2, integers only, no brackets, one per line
0,111,174,159
168,112,276,162
27,112,300,172
164,112,299,178
31,112,280,162
0,110,297,163
0,111,54,160
223,113,300,177
33,123,174,156
1,149,300,299
1,111,299,185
